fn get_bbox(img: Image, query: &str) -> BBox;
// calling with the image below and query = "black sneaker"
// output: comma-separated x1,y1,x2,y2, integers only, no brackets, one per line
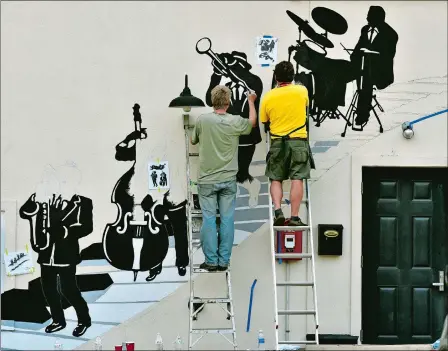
45,321,66,333
72,322,91,337
289,217,307,227
199,262,218,271
217,265,228,272
274,209,285,226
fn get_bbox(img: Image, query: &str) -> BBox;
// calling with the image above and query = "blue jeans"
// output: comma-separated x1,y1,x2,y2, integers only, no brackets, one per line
198,180,237,266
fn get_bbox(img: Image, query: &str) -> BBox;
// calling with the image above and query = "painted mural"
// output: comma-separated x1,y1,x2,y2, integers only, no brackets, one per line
19,192,93,337
2,1,446,349
284,5,398,136
102,103,189,282
196,37,263,208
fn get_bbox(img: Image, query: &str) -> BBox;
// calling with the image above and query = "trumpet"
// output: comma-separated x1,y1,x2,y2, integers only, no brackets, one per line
196,37,252,93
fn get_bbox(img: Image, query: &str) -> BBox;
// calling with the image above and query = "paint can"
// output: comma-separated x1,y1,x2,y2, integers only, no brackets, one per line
126,342,135,351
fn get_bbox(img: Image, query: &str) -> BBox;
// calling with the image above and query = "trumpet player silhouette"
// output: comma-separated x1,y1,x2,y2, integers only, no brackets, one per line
197,38,263,187
19,164,92,337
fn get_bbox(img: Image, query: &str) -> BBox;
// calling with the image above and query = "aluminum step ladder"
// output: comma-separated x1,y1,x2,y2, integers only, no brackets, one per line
266,133,320,349
184,119,238,350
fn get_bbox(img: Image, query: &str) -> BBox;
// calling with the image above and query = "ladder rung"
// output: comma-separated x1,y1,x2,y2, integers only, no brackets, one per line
192,297,231,303
192,267,230,274
275,253,312,259
278,309,316,315
273,225,310,231
276,281,314,287
278,340,317,345
189,153,199,157
191,328,234,334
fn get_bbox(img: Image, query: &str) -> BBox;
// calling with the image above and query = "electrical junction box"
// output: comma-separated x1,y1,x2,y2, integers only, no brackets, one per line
275,219,303,261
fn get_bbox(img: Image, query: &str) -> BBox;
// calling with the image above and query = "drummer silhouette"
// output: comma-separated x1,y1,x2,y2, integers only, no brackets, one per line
350,5,399,126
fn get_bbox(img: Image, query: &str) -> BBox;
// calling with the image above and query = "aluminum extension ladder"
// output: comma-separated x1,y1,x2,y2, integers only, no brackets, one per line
266,133,320,349
183,118,238,350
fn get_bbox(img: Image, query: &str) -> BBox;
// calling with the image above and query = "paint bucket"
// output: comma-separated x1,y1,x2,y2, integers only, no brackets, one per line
114,346,123,351
126,342,135,351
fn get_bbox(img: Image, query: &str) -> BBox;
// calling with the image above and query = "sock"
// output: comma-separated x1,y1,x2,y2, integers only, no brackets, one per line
291,216,300,221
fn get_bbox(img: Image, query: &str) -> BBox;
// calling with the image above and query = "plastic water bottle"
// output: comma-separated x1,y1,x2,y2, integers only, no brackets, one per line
257,330,265,350
155,333,164,350
54,339,63,350
94,337,102,350
432,339,440,350
173,335,183,350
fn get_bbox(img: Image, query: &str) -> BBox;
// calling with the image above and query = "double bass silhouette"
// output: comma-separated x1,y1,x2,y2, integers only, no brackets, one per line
102,104,189,282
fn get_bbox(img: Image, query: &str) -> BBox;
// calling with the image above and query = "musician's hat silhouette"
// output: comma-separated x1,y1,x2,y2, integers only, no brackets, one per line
226,51,252,70
367,6,386,26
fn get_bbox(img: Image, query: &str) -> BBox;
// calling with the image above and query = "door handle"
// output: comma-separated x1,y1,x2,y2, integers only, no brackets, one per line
433,271,445,292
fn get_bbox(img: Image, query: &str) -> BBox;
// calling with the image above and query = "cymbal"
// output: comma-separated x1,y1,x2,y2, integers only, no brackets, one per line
286,10,334,49
311,7,348,35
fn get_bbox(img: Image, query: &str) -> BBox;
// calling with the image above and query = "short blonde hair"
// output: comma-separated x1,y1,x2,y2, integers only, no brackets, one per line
211,85,231,109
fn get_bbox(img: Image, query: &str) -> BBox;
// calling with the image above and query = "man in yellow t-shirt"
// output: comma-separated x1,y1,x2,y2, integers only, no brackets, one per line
260,61,311,227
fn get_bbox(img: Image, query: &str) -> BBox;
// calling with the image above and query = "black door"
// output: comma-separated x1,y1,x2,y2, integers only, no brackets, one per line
362,167,447,344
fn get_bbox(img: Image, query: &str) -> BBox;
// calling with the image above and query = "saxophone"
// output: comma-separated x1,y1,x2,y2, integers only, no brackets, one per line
19,193,53,252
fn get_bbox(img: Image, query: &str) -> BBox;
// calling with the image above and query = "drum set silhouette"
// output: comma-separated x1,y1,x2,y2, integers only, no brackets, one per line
284,8,385,136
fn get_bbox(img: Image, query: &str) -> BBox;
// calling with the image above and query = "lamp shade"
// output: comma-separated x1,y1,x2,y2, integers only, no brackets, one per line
169,75,205,108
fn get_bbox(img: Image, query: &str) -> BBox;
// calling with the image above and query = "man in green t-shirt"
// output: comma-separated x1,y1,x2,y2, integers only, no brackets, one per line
191,85,257,271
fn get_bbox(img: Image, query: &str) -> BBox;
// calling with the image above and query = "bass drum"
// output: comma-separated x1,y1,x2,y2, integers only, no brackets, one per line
295,71,316,119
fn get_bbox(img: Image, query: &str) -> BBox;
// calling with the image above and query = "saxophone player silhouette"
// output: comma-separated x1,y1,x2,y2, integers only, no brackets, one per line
19,164,92,337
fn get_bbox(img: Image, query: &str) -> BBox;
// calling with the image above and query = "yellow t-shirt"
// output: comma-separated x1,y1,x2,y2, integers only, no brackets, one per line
259,84,309,139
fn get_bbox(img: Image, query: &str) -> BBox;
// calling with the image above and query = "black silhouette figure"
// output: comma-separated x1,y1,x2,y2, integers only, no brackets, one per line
19,193,93,337
151,170,158,187
258,39,276,62
350,5,398,126
285,8,354,127
102,104,189,282
196,37,263,183
159,171,167,187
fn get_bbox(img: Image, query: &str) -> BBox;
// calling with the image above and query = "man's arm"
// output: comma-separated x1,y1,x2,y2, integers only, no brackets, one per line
191,118,200,145
247,92,257,128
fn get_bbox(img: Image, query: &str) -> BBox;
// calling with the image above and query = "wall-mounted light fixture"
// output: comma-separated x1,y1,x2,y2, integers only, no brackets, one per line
402,109,448,139
169,74,205,126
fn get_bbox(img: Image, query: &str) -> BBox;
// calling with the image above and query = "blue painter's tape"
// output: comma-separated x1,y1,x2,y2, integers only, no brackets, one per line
263,35,273,38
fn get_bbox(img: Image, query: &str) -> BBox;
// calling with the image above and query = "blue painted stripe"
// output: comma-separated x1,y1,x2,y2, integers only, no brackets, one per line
246,279,258,332
410,108,448,126
261,64,270,67
263,35,273,38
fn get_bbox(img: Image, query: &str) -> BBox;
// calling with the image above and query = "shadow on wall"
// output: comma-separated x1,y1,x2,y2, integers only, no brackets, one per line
283,5,398,137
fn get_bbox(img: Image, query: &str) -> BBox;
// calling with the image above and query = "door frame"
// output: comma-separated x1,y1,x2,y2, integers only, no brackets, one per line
350,154,448,342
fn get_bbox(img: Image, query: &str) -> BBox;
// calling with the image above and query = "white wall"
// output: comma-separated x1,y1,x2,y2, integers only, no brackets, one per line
1,0,447,346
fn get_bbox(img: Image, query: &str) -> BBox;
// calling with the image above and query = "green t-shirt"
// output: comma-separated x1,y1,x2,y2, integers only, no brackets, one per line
191,112,252,184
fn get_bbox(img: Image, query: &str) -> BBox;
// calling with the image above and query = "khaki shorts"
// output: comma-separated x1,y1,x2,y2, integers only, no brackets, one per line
265,138,311,181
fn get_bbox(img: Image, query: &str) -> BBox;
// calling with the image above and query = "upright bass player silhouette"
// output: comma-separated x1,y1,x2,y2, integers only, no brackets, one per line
102,104,189,282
